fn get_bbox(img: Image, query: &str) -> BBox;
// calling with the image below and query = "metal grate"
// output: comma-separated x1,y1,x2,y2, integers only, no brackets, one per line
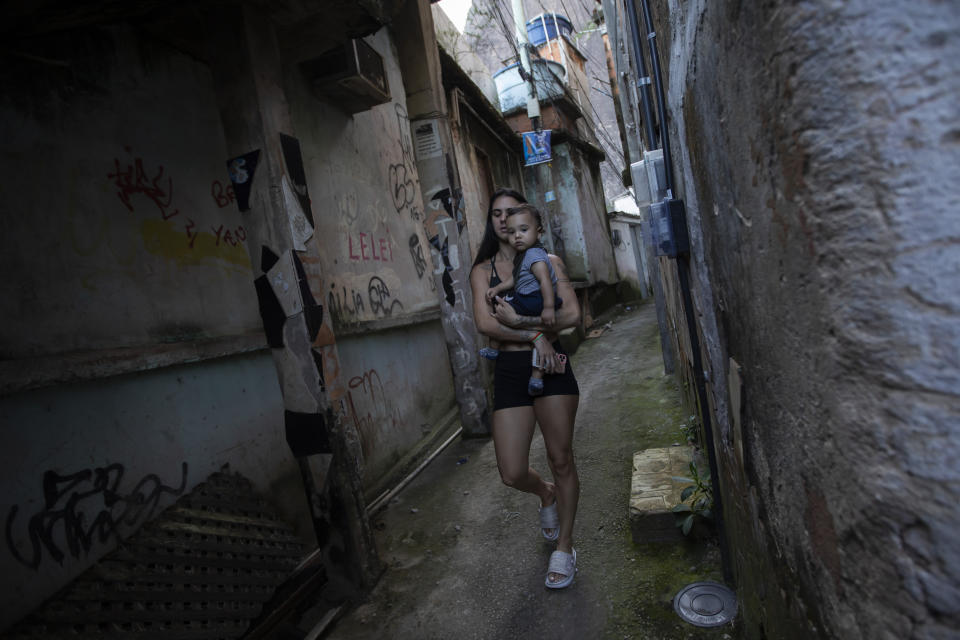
5,471,306,639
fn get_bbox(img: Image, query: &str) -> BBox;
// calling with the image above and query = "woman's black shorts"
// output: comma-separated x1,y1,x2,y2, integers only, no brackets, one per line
493,342,579,410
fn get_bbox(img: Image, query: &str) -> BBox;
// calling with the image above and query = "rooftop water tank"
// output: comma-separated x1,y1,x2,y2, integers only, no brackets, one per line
493,59,566,114
525,13,573,47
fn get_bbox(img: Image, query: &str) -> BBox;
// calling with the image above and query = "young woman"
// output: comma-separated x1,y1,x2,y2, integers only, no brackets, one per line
470,188,581,588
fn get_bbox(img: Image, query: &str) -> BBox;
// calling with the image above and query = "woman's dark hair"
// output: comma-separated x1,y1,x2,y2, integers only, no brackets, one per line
472,187,527,267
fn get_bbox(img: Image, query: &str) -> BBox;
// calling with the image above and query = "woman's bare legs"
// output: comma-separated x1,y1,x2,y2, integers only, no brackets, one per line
492,406,557,534
534,394,580,584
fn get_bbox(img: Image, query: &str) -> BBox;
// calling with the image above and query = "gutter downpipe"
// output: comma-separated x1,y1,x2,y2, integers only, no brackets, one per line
635,0,732,583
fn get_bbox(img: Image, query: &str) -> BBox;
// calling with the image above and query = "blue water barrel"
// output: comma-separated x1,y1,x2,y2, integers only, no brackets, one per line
526,13,573,46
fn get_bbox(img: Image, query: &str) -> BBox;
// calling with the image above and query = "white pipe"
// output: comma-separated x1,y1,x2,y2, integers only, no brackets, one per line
365,427,463,515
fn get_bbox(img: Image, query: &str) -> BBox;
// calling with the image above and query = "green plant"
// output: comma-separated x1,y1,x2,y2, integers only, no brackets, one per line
679,414,700,445
672,461,713,536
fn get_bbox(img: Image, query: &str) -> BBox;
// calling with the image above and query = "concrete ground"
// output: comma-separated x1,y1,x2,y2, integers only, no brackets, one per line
325,301,739,640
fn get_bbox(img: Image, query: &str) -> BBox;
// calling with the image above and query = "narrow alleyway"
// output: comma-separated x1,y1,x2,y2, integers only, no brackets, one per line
322,302,736,639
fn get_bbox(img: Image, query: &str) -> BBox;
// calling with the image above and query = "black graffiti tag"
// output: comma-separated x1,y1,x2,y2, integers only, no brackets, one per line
368,276,404,317
409,234,427,279
5,462,188,569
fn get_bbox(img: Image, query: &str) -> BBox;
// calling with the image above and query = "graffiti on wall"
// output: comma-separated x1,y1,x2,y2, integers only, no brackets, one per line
388,104,422,222
345,369,401,461
5,462,188,570
409,234,427,279
367,276,404,318
108,150,179,220
211,180,236,208
347,233,394,262
328,283,366,324
106,147,250,266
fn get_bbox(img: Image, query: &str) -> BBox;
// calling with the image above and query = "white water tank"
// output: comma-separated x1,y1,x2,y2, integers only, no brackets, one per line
492,59,567,114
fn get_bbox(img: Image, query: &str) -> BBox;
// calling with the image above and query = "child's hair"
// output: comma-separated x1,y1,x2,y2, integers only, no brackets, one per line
506,204,546,282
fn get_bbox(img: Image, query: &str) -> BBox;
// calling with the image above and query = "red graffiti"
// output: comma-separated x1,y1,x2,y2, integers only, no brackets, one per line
185,218,198,248
211,224,247,247
211,180,236,208
347,233,394,262
107,153,179,220
108,148,250,251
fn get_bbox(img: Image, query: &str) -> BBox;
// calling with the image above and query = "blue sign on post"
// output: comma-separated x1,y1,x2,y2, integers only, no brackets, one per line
523,130,552,166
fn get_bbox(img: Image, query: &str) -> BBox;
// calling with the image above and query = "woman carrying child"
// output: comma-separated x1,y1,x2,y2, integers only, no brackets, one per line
469,188,582,589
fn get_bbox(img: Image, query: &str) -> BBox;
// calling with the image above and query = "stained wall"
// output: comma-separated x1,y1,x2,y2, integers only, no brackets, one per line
649,0,960,637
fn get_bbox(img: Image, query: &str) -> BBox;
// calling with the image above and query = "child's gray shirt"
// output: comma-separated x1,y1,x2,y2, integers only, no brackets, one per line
515,247,557,295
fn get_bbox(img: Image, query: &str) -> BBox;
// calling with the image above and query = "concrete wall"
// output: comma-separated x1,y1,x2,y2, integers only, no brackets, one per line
0,28,261,359
524,142,617,284
0,19,461,630
284,27,458,486
450,97,525,261
0,351,294,631
651,0,960,637
0,28,302,629
609,217,645,299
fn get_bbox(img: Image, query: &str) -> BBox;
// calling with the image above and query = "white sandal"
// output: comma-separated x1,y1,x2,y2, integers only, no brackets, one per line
545,548,577,589
539,500,560,541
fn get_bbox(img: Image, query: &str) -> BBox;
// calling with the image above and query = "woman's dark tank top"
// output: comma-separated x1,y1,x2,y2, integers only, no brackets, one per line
489,257,502,287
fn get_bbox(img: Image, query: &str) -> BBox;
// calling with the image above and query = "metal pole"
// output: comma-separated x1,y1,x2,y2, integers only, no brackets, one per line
622,0,658,151
638,0,674,194
512,0,542,131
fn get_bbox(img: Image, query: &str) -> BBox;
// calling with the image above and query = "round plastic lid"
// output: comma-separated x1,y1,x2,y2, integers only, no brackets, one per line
673,581,737,627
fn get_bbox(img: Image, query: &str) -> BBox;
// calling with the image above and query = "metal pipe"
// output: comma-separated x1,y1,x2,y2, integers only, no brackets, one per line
637,0,674,194
366,427,463,515
623,0,658,151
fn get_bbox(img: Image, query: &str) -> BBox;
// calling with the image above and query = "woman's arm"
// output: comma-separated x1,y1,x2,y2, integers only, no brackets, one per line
470,264,541,343
492,255,580,331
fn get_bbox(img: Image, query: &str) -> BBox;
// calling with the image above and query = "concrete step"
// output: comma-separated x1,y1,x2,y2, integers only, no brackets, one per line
629,446,694,543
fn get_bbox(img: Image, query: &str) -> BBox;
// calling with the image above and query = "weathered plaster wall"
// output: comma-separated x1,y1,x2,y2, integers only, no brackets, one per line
0,351,295,631
335,324,455,489
455,107,524,256
285,29,459,488
0,28,306,631
525,143,617,284
0,28,260,359
653,0,960,637
288,30,441,329
609,217,644,298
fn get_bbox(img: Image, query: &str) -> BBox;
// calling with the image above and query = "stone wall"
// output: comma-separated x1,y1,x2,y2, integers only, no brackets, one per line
651,0,960,637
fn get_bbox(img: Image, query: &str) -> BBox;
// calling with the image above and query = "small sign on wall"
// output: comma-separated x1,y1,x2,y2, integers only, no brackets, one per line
523,130,552,166
413,119,443,161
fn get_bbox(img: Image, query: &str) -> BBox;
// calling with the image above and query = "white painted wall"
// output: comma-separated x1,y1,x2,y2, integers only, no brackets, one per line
609,218,643,293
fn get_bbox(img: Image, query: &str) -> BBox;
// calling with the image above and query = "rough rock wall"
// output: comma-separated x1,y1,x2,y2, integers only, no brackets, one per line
653,0,960,637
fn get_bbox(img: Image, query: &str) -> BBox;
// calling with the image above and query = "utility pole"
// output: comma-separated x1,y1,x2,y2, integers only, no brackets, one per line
511,0,541,132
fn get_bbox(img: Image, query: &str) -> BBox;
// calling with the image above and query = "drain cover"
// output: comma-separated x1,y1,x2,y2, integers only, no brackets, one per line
673,581,737,627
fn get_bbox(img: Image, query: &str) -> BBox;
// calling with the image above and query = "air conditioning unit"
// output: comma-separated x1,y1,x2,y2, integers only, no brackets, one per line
301,39,391,114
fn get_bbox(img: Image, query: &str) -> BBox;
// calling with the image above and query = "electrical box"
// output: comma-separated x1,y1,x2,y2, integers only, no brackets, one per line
301,39,391,114
649,197,689,257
